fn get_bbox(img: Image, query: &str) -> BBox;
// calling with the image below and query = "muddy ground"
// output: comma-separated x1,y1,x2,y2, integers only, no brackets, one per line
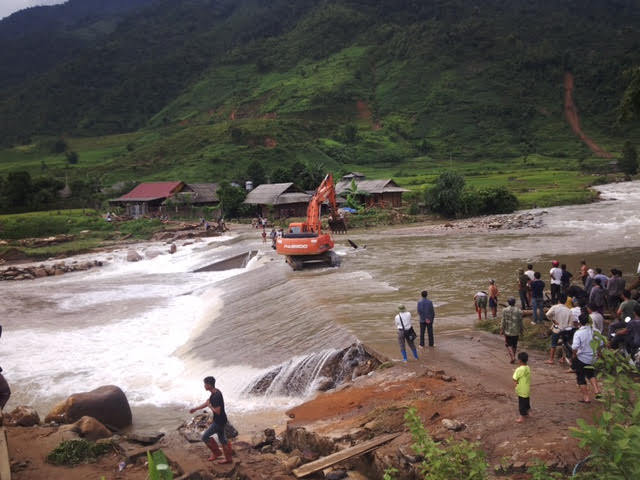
5,329,597,479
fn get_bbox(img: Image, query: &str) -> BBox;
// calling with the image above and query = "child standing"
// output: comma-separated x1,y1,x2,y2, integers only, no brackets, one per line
513,351,531,423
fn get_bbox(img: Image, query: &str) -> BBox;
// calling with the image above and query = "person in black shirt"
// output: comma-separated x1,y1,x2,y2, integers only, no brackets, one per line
190,376,232,464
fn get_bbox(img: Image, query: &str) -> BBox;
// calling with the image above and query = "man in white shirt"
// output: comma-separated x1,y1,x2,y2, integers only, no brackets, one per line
545,294,573,365
394,305,418,362
549,260,563,305
587,304,604,333
572,314,600,403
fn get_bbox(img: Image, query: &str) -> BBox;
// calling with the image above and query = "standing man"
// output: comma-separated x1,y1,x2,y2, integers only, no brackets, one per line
524,264,535,307
545,294,573,365
517,269,530,310
394,305,419,362
589,278,606,313
572,313,601,403
417,290,435,348
549,260,563,305
190,376,232,464
578,260,589,285
501,297,523,363
0,367,10,412
488,280,499,318
607,269,625,315
530,272,546,325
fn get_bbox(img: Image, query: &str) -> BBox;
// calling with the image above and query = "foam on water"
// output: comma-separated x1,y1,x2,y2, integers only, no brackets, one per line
1,238,273,414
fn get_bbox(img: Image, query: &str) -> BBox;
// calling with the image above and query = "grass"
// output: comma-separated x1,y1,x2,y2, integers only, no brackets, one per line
476,317,551,352
0,209,166,259
46,439,116,466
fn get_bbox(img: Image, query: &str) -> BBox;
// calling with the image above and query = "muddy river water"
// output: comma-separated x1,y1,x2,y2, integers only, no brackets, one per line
1,181,639,431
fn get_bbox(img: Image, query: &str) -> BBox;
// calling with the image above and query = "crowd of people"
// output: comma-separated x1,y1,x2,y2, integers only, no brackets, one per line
491,259,640,421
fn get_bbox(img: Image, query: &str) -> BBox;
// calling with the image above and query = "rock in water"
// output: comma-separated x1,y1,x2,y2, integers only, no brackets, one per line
45,385,132,429
126,250,142,262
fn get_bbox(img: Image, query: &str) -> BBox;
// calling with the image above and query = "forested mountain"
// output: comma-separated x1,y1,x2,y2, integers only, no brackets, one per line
0,0,155,90
0,0,639,188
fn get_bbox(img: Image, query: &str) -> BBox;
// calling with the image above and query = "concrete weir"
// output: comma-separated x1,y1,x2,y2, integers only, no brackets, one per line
192,250,257,272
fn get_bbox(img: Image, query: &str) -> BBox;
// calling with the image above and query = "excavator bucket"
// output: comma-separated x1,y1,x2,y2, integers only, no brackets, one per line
328,217,347,234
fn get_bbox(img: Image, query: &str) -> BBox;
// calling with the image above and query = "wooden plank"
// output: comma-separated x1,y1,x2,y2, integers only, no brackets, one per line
0,427,11,480
292,432,401,478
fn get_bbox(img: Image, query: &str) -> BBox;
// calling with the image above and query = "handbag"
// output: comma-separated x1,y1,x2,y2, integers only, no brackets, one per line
398,313,417,342
224,422,238,439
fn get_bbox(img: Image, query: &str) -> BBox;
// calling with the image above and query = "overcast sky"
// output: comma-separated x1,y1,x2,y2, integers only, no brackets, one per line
0,0,66,20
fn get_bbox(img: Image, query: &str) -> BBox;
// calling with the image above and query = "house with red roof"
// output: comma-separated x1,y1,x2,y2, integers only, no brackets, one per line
110,181,185,217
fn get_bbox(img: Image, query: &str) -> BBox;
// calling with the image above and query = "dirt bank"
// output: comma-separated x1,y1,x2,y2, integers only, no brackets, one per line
6,330,595,479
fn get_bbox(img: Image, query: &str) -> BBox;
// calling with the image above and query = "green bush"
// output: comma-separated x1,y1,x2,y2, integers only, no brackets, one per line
385,407,488,480
426,171,518,218
425,171,466,218
47,439,115,466
570,333,640,479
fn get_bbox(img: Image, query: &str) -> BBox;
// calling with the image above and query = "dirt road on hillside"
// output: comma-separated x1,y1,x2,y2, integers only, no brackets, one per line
564,72,612,159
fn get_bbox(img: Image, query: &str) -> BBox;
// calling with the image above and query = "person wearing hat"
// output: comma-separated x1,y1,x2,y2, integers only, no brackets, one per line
549,260,563,305
394,304,419,362
501,297,523,363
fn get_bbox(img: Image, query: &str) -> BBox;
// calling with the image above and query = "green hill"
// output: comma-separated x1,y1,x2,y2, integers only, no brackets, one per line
0,0,639,210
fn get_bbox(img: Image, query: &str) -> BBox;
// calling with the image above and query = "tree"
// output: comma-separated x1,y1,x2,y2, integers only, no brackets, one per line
271,166,290,183
425,171,466,218
619,67,640,123
217,182,247,218
66,150,79,165
343,124,359,143
3,171,33,209
246,160,266,186
618,140,638,176
343,179,369,209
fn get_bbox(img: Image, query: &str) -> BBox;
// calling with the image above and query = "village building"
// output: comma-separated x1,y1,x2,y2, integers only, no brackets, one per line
335,174,409,208
110,181,184,217
243,183,311,218
167,183,220,216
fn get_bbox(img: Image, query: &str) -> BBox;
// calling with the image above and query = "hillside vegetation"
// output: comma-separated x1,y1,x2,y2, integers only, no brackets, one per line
0,0,639,211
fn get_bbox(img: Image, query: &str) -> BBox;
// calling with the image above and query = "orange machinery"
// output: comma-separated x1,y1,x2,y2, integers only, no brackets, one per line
275,174,345,270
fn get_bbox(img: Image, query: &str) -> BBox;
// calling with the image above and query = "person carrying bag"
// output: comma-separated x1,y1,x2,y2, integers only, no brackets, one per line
394,305,419,362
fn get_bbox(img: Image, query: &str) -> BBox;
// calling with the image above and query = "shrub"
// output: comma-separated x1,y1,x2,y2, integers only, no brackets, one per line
47,439,115,466
618,140,638,176
570,333,640,479
385,407,488,480
425,170,466,218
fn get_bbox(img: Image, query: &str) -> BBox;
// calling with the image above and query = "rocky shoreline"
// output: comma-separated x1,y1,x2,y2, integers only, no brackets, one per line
0,259,105,281
4,333,591,480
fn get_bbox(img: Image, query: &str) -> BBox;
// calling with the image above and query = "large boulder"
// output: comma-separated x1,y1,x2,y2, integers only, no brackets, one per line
6,406,40,427
45,385,132,429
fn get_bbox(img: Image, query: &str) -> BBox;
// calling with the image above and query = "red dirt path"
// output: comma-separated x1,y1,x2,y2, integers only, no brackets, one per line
564,72,612,158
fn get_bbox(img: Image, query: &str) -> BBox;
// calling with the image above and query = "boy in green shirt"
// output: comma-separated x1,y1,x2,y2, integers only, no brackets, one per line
513,351,531,423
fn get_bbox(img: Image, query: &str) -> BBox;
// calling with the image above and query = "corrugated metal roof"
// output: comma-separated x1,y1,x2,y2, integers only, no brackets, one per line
116,182,183,201
274,192,312,205
183,183,219,203
244,183,303,205
336,179,409,195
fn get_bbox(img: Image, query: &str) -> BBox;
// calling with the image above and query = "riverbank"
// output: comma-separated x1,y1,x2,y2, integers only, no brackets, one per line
5,330,594,479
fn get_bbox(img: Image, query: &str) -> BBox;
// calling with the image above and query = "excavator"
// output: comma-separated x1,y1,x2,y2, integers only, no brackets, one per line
275,174,346,270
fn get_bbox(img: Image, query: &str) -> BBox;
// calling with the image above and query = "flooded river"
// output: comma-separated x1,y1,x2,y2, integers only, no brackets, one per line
1,181,639,431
